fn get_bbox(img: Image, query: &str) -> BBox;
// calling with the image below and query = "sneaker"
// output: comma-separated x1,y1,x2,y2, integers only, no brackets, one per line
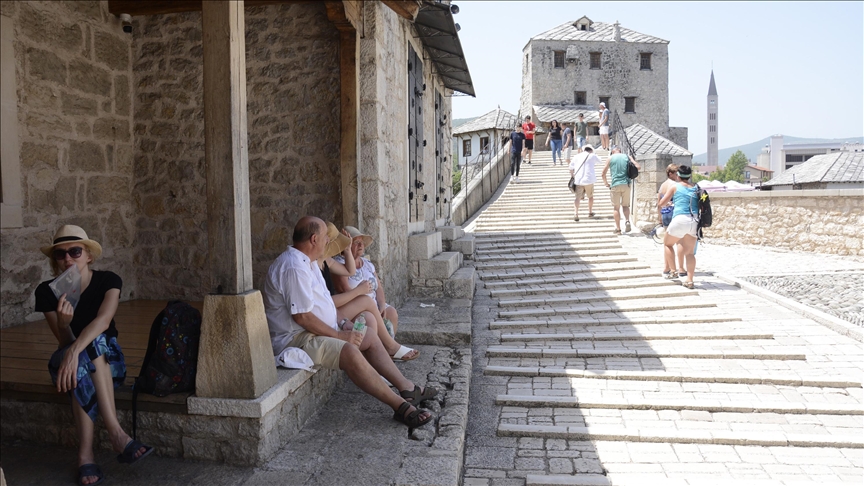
624,221,631,233
510,175,515,182
514,176,520,182
574,215,579,222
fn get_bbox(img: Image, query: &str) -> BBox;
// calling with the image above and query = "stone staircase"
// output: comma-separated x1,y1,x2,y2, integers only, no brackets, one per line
408,226,475,300
466,151,864,485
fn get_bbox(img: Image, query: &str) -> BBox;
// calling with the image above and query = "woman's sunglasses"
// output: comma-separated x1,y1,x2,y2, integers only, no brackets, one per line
53,247,84,261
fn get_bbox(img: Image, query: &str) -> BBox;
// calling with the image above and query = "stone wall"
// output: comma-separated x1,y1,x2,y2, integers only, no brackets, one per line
521,37,670,137
131,4,342,300
357,3,454,307
707,190,864,256
0,1,136,327
1,368,341,466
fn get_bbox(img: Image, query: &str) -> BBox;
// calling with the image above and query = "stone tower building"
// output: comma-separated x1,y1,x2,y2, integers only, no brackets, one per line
519,16,688,149
707,70,719,166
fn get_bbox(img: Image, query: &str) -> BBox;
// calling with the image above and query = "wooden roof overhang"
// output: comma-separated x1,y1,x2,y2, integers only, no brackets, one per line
108,0,418,21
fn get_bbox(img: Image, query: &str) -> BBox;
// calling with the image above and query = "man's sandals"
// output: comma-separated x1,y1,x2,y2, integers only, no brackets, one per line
393,385,438,436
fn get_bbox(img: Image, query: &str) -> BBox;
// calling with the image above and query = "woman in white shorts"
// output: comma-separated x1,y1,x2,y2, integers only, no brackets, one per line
657,165,699,289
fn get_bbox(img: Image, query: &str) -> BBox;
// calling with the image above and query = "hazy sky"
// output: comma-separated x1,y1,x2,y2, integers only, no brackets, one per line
450,1,864,154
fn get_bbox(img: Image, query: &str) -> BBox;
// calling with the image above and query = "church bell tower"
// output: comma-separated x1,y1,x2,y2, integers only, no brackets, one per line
707,70,719,166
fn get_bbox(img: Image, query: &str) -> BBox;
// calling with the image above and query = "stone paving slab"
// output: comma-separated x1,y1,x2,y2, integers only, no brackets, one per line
495,395,864,415
497,288,700,307
500,331,773,342
524,474,860,486
482,367,863,388
485,347,807,361
489,277,676,297
477,256,639,270
497,424,864,448
480,263,654,282
497,298,717,317
398,297,472,346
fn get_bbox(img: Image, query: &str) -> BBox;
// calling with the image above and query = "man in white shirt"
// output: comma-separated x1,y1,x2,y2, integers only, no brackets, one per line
263,216,435,431
569,144,599,221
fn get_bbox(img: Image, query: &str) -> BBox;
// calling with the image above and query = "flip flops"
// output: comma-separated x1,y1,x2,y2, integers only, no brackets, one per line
391,345,419,361
78,464,104,486
117,439,154,464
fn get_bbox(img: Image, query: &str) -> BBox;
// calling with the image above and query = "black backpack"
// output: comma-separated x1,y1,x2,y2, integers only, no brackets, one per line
694,186,713,240
132,301,201,438
627,160,639,180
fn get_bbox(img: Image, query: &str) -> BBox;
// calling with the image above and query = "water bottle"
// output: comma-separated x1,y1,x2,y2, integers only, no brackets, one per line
352,314,367,338
383,318,395,338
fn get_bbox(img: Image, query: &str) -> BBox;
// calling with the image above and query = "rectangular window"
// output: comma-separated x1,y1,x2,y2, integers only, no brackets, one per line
574,91,586,105
624,97,636,113
640,52,652,70
590,52,601,69
462,139,472,158
553,50,565,68
599,96,610,109
480,137,489,153
745,171,751,180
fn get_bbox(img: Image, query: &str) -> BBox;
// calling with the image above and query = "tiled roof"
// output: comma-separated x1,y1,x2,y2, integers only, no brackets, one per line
533,105,600,125
453,108,518,135
625,124,692,157
747,165,772,172
531,21,668,44
763,152,864,186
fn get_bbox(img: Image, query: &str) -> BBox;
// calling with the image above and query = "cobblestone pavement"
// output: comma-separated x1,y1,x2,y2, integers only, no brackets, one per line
463,151,864,486
740,273,864,327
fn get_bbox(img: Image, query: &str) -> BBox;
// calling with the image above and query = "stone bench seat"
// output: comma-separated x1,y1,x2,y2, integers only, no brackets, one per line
1,299,341,465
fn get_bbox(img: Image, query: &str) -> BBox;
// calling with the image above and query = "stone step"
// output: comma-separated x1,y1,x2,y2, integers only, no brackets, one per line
489,315,743,329
476,255,638,271
483,366,863,388
473,230,622,241
444,266,475,299
474,237,621,250
477,241,620,253
497,288,701,308
495,395,863,415
449,234,474,258
499,330,773,342
473,223,616,232
484,346,806,360
418,251,461,280
524,474,857,486
484,269,655,289
436,225,464,242
478,262,653,281
475,248,628,262
497,297,716,317
498,424,864,449
491,278,679,298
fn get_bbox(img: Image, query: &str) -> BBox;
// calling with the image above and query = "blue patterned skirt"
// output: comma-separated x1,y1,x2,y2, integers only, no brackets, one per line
48,334,127,422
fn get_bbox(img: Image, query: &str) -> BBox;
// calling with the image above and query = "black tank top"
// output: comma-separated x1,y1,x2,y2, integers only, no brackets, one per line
321,261,337,296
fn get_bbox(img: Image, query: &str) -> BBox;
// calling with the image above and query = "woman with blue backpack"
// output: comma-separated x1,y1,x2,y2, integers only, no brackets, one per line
35,225,153,486
657,166,700,289
657,163,686,279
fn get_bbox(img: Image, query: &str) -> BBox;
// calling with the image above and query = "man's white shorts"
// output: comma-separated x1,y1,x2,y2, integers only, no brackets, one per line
667,214,698,238
599,126,610,135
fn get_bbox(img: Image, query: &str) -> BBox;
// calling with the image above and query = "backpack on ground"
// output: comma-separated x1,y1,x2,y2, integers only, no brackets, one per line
132,300,201,438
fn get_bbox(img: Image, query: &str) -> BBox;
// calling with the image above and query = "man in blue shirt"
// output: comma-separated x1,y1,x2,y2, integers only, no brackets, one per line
601,147,641,234
510,125,526,182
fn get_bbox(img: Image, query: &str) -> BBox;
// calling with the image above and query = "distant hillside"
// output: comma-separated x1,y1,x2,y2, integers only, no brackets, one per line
452,117,475,129
693,136,864,166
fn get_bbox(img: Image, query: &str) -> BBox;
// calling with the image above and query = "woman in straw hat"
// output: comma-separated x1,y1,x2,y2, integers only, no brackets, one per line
335,226,418,361
34,225,153,485
319,223,419,362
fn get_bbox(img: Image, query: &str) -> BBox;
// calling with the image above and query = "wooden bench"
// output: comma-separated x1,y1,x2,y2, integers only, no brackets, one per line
0,300,202,413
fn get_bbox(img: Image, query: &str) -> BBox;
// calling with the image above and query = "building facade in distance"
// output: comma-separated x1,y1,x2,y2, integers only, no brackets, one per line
519,16,687,149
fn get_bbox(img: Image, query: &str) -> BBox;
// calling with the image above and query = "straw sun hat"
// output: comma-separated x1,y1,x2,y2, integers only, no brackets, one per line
322,222,351,260
344,226,373,247
40,225,102,260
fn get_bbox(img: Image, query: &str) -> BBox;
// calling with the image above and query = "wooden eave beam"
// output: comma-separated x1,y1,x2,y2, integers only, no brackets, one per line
108,0,313,17
381,0,420,21
324,1,361,32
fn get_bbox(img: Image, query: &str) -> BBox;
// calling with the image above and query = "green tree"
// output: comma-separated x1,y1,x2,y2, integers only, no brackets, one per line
716,150,748,183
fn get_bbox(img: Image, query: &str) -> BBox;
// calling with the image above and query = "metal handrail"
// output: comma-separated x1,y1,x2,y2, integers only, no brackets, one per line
611,110,636,160
454,143,493,196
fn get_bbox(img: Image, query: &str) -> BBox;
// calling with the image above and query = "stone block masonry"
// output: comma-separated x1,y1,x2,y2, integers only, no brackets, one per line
132,4,342,301
707,189,864,256
1,1,136,328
